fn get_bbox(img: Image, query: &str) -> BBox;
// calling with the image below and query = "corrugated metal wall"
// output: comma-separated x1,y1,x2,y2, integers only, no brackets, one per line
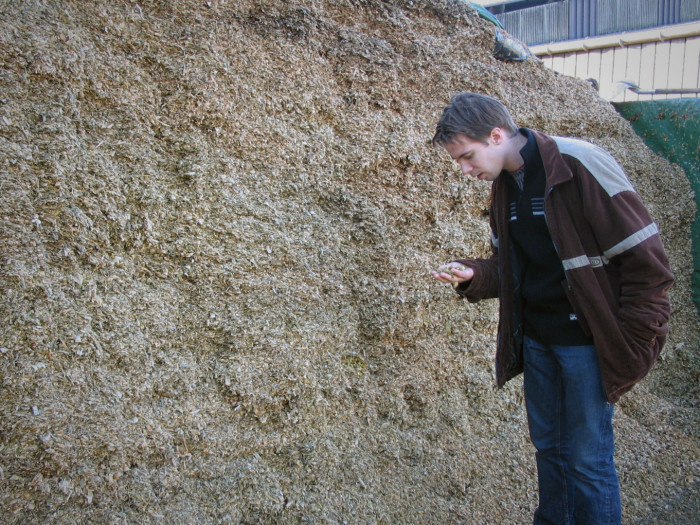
497,0,700,45
597,0,658,35
499,2,569,45
680,0,700,22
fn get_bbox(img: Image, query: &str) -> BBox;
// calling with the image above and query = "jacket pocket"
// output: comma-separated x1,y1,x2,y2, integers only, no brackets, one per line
619,310,668,357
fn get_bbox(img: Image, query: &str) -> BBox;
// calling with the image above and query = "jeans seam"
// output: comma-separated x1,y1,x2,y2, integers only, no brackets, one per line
555,370,570,524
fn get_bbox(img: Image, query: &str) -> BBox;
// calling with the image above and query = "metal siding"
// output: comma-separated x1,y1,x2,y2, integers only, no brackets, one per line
597,0,659,35
668,38,687,97
599,47,616,99
497,0,700,100
496,0,700,44
539,36,699,101
563,51,578,77
497,1,569,45
654,40,673,100
575,50,590,80
681,0,700,22
570,0,581,39
612,45,630,99
624,44,643,101
588,49,603,89
681,36,700,97
638,43,658,100
570,0,595,40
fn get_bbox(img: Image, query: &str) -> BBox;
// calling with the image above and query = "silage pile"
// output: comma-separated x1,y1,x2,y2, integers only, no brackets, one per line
1,1,698,523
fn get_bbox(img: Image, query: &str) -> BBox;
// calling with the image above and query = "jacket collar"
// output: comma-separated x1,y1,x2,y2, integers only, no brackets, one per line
530,129,574,187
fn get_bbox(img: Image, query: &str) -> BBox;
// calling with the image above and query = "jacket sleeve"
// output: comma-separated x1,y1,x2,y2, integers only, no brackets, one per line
568,150,674,349
453,209,501,302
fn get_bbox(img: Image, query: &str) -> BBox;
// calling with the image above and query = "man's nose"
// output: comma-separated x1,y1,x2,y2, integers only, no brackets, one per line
459,161,472,175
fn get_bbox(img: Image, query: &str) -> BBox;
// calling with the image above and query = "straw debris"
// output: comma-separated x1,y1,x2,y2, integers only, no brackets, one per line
1,0,698,523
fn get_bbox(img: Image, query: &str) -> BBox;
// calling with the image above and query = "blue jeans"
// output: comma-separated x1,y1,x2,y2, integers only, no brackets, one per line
523,336,621,525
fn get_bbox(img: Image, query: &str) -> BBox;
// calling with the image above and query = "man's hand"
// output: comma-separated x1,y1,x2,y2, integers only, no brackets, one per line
431,262,474,287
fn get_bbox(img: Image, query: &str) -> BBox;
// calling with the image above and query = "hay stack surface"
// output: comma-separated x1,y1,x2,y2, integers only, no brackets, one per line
1,0,698,523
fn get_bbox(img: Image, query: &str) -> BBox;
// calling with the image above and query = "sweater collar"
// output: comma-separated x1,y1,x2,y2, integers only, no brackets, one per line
517,128,539,172
504,128,538,190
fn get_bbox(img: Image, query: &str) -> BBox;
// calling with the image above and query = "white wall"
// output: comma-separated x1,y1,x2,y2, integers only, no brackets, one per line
530,22,700,101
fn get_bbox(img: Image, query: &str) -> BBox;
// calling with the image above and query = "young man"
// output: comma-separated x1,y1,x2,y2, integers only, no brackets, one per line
431,92,673,524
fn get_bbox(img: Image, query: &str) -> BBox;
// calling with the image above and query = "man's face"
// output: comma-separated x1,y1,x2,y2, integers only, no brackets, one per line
443,131,505,182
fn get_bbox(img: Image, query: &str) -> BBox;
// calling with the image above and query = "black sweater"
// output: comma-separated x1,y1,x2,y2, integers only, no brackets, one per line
505,129,592,346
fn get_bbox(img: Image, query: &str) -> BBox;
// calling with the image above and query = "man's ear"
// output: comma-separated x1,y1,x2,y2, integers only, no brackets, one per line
489,127,505,145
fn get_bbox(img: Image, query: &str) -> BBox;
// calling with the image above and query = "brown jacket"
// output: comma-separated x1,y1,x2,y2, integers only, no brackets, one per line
456,131,673,403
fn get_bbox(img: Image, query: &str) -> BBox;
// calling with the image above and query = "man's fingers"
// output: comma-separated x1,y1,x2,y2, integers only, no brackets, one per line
431,271,452,283
437,263,465,274
451,267,474,280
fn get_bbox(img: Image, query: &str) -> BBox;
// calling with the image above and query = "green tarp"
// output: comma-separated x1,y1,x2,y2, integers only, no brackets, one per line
614,99,700,315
